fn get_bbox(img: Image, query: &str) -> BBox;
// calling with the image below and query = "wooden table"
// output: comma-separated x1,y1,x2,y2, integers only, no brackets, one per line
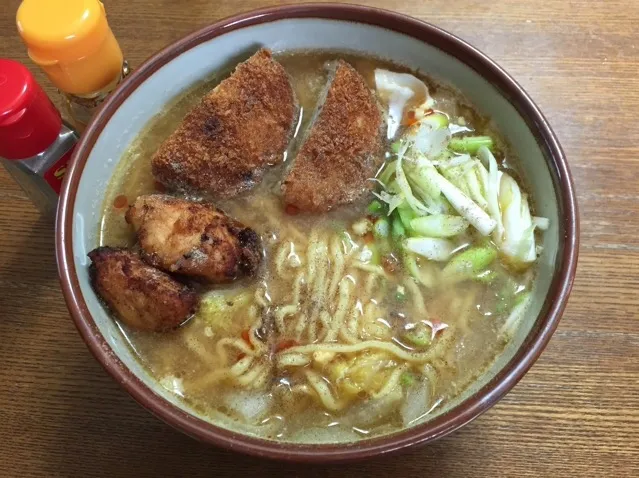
1,0,637,476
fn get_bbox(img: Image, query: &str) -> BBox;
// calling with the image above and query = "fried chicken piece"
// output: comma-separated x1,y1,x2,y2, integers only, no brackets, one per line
152,48,298,198
282,60,385,212
88,247,198,332
126,194,262,283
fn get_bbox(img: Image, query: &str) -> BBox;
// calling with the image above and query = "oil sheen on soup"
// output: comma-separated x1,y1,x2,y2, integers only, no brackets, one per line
99,52,544,443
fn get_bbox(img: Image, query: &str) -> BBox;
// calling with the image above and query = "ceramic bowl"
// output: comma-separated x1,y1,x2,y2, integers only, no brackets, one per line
56,3,578,463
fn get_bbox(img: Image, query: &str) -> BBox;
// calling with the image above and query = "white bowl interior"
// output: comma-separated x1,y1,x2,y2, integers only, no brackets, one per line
72,18,559,440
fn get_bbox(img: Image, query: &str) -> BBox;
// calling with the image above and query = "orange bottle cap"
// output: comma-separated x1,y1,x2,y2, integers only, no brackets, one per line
17,0,124,95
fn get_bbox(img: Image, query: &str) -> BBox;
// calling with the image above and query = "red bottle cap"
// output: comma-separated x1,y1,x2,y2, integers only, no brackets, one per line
0,58,62,160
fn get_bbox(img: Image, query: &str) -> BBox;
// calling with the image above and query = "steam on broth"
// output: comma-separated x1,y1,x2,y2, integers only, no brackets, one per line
98,52,543,443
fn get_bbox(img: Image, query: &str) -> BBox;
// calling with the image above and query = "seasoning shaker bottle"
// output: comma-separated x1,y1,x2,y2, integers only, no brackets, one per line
0,59,79,217
16,0,129,132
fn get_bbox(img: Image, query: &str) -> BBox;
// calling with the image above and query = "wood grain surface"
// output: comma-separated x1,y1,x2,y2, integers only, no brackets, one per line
1,0,637,476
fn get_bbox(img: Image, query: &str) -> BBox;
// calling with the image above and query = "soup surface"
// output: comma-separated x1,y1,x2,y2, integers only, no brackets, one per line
99,52,540,443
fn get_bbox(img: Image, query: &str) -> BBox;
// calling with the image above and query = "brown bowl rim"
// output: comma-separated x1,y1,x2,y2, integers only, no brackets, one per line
55,3,579,464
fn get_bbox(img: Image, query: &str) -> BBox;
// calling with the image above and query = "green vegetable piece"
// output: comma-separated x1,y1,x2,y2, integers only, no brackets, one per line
359,243,382,266
513,289,531,307
401,250,435,288
422,112,449,130
369,244,382,266
410,215,469,238
404,162,441,200
442,246,498,283
198,291,252,331
400,372,417,388
403,251,420,279
373,217,390,239
391,141,402,154
397,205,417,234
449,136,494,155
404,325,432,347
474,269,498,284
395,285,407,302
497,277,517,300
386,179,402,195
391,212,406,243
367,199,384,215
371,217,392,256
378,160,397,185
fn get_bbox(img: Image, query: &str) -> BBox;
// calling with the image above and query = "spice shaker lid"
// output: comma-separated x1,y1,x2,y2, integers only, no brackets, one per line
16,0,124,95
0,59,62,160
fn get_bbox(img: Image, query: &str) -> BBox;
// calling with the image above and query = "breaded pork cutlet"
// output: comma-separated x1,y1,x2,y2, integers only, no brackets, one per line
88,247,198,332
282,61,384,212
152,49,298,198
126,195,262,283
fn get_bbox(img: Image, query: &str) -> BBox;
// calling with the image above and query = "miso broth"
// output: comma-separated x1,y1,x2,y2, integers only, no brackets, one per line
98,52,539,443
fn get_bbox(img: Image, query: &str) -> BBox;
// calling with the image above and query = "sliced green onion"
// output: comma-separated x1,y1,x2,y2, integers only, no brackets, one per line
513,289,531,306
391,141,402,154
396,205,416,234
391,212,406,242
421,112,449,130
378,160,397,185
442,246,498,283
373,217,390,239
429,167,497,236
410,215,469,238
474,269,498,284
404,160,441,200
404,237,455,262
400,372,417,387
367,200,384,215
404,325,432,347
500,292,532,337
359,243,381,266
449,136,494,154
402,251,436,288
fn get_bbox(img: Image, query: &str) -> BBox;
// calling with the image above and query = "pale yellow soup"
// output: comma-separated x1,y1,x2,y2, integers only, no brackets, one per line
99,52,534,443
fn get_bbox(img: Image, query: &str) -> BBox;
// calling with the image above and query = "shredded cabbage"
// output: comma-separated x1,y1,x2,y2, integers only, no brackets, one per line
428,167,497,236
372,190,404,215
477,146,504,240
408,121,451,158
395,156,431,215
362,72,550,275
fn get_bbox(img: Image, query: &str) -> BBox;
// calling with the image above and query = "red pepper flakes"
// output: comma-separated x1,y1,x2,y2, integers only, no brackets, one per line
403,110,418,126
363,232,375,244
241,329,251,345
275,339,298,353
285,204,300,215
113,195,128,209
